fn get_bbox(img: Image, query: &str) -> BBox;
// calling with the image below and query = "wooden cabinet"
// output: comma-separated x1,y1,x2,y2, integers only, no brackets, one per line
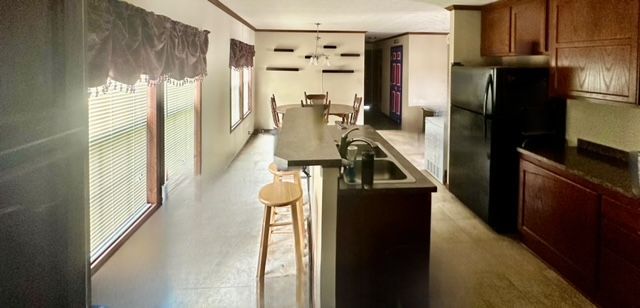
519,150,640,306
549,0,639,104
599,196,640,307
519,160,599,295
482,3,512,56
481,0,547,56
511,0,547,55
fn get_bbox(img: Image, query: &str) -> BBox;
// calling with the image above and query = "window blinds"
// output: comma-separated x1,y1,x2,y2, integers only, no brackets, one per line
164,80,195,187
231,69,241,127
88,80,149,262
242,67,251,116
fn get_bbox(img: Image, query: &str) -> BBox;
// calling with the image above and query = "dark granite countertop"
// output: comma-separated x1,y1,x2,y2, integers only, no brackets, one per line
518,146,640,199
274,106,342,168
329,125,437,192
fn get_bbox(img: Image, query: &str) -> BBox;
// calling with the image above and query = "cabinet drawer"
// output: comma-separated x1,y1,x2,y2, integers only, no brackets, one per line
601,219,640,269
602,196,640,235
599,248,640,308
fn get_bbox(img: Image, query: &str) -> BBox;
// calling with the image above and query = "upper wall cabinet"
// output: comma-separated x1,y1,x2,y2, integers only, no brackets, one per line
549,0,639,104
481,0,547,57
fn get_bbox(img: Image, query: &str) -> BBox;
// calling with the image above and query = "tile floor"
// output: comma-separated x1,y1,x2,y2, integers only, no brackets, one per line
92,131,594,308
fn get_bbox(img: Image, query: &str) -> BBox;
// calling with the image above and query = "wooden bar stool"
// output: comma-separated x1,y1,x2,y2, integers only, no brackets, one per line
257,180,305,282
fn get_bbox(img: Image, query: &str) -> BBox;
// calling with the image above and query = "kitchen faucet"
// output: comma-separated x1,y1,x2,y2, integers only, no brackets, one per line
338,127,377,159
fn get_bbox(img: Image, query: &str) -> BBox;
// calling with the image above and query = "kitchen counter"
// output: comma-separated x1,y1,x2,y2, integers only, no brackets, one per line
518,145,640,199
274,106,342,168
274,106,437,307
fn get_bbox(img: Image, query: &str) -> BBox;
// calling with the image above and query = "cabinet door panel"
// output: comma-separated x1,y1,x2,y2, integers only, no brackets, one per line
550,0,639,103
599,248,640,308
556,45,633,98
482,5,512,56
512,0,547,54
555,0,636,44
519,160,599,294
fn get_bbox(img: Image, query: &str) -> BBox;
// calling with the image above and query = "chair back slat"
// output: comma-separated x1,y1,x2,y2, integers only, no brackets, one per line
270,94,281,128
350,94,363,125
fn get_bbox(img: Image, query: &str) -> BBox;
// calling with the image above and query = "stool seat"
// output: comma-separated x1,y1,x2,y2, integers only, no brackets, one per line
259,182,302,207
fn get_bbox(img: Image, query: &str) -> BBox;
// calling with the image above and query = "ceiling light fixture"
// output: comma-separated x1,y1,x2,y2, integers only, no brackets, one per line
309,22,330,66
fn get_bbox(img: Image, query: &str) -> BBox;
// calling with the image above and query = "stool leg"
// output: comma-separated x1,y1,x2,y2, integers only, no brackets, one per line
290,201,305,280
257,206,272,280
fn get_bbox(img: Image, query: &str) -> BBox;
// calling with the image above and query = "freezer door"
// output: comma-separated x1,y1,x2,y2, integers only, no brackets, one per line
451,66,494,115
448,105,492,222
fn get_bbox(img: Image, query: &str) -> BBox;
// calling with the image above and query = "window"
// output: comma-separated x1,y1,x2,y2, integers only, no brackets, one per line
230,67,252,130
164,80,196,188
88,79,150,262
231,69,242,128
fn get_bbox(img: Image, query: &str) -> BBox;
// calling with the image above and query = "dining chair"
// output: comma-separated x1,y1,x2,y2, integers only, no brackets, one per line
270,94,281,129
304,91,329,105
349,95,363,125
323,99,332,123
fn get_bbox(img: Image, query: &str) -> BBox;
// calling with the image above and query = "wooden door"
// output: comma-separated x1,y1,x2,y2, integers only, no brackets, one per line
481,3,512,56
512,0,547,55
390,46,403,124
519,160,599,296
550,0,639,104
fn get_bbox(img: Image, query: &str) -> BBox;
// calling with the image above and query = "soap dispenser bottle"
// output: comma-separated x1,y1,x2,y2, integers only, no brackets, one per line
361,150,374,189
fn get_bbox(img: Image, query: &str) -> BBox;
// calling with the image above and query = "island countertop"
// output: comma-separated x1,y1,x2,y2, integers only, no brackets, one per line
274,106,342,168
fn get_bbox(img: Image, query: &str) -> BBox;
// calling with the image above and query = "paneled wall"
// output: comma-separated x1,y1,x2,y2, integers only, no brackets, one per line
126,0,256,180
254,31,365,129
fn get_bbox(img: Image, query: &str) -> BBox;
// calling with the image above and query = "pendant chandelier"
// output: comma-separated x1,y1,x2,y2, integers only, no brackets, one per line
309,23,330,66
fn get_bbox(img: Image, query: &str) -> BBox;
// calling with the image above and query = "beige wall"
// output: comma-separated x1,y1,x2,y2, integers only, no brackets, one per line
450,10,483,66
376,34,449,133
254,32,365,129
126,0,255,180
566,99,640,151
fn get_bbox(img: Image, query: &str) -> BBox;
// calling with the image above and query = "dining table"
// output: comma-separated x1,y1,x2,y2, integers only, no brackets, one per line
276,104,355,122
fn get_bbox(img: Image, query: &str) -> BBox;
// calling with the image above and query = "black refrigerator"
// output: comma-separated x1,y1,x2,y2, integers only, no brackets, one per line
449,66,565,232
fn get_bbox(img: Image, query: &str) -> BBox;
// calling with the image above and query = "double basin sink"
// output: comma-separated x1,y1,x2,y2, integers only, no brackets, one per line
342,142,416,184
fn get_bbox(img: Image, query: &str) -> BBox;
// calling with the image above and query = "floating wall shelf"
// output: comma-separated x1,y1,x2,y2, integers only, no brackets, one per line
273,48,295,52
266,67,299,71
340,53,360,57
304,55,312,59
322,69,354,73
323,45,337,49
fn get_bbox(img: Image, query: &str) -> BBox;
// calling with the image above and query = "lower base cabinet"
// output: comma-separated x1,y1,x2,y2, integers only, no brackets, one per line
518,160,599,296
519,153,640,307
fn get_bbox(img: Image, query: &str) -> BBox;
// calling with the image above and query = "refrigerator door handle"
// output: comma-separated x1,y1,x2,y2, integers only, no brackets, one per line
483,74,493,140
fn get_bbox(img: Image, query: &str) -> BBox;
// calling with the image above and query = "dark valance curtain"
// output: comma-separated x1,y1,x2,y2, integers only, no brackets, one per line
229,39,255,69
87,0,210,88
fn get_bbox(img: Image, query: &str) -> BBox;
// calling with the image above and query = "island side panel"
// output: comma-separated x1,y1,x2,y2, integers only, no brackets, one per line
310,166,340,308
336,190,432,307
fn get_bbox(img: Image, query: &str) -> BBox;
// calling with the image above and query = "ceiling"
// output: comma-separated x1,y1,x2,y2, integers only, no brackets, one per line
219,0,495,41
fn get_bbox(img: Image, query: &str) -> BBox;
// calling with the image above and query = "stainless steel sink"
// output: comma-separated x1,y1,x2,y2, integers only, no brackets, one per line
350,158,416,184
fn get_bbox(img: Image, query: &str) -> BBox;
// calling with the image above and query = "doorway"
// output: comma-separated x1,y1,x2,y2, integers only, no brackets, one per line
364,47,400,130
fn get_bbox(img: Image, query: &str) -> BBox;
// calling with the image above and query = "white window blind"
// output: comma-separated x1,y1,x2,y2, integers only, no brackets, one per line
164,80,195,187
242,67,251,116
88,80,149,262
231,69,241,127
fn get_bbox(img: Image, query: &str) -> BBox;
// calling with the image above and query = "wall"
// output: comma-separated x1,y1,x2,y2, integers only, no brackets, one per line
566,100,640,151
376,34,449,133
254,31,365,129
449,10,483,66
127,0,256,180
1,0,88,305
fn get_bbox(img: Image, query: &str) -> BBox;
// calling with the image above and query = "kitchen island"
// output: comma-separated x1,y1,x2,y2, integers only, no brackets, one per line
274,107,437,307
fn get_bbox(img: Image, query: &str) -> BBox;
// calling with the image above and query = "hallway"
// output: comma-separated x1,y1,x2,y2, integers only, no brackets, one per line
92,132,592,307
